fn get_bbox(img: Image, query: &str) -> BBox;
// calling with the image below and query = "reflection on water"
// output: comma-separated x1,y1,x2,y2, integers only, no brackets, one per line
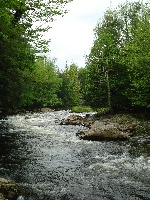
0,111,150,200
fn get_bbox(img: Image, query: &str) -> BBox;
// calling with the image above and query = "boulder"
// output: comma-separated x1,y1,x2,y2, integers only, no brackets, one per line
40,108,54,112
0,178,24,200
77,121,131,141
0,192,5,200
60,114,93,127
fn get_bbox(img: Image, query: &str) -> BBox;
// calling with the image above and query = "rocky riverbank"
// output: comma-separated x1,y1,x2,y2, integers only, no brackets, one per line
0,178,24,200
61,113,150,142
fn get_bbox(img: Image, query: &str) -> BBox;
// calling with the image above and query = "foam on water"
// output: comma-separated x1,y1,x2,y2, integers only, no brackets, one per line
0,111,150,200
89,154,150,172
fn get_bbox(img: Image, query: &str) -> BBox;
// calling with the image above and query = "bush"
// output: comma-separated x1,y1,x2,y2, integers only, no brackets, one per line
94,107,111,117
71,106,93,113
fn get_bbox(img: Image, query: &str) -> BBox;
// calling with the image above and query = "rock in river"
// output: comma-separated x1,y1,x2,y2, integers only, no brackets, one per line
60,114,94,127
0,178,24,200
77,120,131,141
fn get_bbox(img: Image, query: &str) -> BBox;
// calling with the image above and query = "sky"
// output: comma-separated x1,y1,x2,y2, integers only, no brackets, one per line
46,0,144,70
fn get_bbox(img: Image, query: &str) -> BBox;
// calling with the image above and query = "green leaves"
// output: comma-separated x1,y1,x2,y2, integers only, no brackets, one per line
0,0,72,111
59,63,82,108
20,57,62,108
85,1,150,111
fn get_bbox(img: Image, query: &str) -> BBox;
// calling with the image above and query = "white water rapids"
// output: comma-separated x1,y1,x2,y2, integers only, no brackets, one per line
0,110,150,200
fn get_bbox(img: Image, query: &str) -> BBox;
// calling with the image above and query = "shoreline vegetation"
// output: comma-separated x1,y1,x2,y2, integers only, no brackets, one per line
1,106,150,120
1,1,150,118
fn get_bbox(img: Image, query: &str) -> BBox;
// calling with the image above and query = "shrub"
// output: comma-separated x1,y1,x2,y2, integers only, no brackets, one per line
71,106,93,113
94,107,111,117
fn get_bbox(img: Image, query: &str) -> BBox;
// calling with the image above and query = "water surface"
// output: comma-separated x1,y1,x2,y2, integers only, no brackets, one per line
0,111,149,200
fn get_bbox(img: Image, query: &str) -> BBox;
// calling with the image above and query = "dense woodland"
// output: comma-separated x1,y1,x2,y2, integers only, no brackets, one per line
0,0,150,113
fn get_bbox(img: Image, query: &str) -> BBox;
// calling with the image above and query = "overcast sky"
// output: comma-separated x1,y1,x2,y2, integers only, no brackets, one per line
46,0,144,70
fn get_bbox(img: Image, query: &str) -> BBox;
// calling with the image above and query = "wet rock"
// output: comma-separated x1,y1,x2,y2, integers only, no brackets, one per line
0,192,5,200
60,114,94,127
77,121,131,141
61,113,148,141
40,108,54,112
0,178,24,200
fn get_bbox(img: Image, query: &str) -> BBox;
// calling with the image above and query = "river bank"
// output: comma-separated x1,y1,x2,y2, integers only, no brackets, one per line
1,108,150,144
0,178,24,200
1,108,150,143
61,113,150,147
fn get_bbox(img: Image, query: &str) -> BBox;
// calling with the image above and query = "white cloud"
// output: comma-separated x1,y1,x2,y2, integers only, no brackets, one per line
45,0,147,70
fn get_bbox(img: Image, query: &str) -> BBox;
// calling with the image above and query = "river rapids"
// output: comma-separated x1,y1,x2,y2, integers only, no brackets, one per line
0,110,150,200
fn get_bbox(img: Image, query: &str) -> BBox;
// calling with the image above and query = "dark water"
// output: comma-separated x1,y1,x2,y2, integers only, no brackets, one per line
0,111,150,200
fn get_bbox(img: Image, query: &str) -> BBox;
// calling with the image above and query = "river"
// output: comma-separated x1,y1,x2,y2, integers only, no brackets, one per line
0,110,150,200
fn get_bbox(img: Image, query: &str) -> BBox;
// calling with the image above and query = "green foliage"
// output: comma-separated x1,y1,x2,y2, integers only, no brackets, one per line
85,1,150,111
0,0,72,111
78,67,88,105
86,8,130,109
0,0,73,52
71,106,93,113
21,58,62,108
59,63,82,108
1,0,149,113
0,11,35,110
94,108,110,117
120,1,150,108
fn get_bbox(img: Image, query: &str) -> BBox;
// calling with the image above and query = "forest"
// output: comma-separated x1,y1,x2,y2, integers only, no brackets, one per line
0,0,150,113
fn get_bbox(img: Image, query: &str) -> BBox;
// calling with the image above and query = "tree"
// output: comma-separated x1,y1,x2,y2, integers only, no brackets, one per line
120,1,150,109
85,1,150,111
0,0,73,52
0,14,35,109
78,67,88,105
86,9,130,110
59,63,81,108
0,0,73,111
21,57,62,108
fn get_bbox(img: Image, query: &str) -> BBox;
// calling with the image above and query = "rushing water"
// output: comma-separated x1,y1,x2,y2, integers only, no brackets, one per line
0,111,150,200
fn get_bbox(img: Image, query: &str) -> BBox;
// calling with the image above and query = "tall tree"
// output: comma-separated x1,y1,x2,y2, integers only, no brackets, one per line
21,57,62,108
59,63,81,108
0,0,72,111
86,9,130,110
1,0,73,52
120,1,150,109
78,67,88,105
85,1,150,111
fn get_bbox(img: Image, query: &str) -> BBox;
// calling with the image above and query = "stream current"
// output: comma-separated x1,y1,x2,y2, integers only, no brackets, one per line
0,110,150,200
